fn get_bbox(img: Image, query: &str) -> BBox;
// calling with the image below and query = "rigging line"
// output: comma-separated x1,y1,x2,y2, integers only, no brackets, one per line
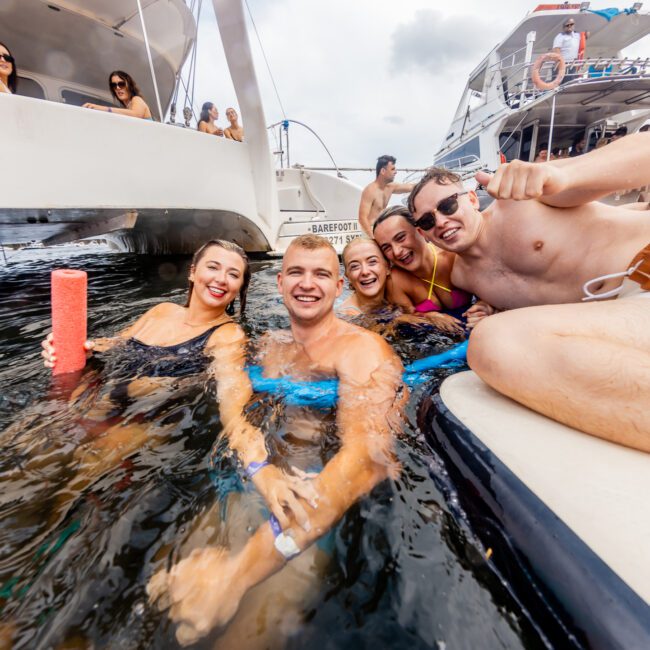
190,0,204,110
244,0,287,119
178,75,198,122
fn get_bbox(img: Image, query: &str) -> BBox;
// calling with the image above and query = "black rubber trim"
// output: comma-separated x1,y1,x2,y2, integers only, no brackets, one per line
422,393,650,650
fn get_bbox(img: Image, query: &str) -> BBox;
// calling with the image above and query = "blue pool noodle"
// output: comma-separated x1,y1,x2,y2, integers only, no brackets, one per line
247,340,468,408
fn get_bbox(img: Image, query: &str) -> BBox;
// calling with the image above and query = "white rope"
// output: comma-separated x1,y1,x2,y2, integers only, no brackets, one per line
244,0,286,119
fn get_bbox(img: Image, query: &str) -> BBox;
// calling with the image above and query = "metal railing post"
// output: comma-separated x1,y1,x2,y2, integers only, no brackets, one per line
136,0,165,121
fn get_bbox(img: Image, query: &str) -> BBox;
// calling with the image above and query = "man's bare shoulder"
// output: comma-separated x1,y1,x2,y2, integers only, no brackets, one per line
333,320,402,378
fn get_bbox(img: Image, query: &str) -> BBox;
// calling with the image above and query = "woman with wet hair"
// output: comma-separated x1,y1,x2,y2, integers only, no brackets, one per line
339,237,391,315
38,240,258,512
83,70,153,119
340,236,464,335
198,101,224,136
0,41,17,94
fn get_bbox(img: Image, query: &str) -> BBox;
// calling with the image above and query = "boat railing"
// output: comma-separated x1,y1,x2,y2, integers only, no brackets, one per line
501,55,650,108
436,154,482,171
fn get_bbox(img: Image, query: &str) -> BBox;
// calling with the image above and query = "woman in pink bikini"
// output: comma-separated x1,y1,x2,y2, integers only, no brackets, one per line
338,236,464,334
372,206,472,318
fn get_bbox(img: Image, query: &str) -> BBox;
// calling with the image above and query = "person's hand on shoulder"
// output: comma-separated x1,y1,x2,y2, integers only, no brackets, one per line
251,463,319,532
476,160,566,201
41,332,95,369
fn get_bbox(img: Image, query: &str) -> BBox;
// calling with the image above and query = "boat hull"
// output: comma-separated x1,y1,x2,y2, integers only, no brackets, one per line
419,371,650,649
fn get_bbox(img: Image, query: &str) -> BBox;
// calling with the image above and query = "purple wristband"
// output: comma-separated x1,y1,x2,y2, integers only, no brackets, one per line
269,513,282,536
108,107,112,113
245,459,269,479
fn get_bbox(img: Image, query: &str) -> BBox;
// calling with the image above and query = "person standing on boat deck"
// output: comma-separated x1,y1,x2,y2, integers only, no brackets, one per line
358,155,414,235
0,42,17,94
148,234,404,646
408,132,650,452
224,107,244,141
553,18,588,81
197,102,224,136
371,205,469,331
83,71,153,120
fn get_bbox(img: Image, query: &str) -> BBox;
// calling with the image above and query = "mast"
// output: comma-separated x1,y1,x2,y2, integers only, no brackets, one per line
211,0,280,233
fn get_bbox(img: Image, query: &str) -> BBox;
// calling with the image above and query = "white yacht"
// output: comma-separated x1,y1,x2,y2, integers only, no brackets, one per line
0,0,362,254
435,3,650,202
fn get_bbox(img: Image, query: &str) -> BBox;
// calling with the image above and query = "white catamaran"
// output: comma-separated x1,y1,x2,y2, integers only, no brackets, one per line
0,0,362,254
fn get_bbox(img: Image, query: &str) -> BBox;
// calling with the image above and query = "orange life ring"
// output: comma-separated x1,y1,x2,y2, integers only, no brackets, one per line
531,52,566,90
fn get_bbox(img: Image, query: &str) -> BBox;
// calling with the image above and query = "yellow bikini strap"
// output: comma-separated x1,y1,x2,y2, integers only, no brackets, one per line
427,244,437,301
426,243,451,296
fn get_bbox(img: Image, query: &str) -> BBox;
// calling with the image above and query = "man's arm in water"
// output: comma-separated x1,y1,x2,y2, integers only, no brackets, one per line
209,327,318,530
358,185,376,235
149,331,404,645
477,132,650,208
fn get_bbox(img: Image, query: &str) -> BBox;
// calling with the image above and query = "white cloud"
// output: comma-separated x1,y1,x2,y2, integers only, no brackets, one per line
188,1,650,190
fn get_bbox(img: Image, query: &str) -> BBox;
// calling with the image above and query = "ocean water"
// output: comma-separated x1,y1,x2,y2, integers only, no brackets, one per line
0,246,549,649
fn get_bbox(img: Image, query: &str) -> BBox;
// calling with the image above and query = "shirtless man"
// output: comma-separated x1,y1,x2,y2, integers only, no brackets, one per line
148,235,404,645
408,133,650,451
358,155,414,235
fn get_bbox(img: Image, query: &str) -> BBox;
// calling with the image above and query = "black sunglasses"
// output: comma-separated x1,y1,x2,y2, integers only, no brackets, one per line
414,191,468,231
0,53,15,64
110,80,127,90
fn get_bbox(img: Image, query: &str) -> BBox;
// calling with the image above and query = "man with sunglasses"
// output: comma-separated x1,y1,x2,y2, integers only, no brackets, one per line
409,132,650,452
358,155,414,235
552,18,588,83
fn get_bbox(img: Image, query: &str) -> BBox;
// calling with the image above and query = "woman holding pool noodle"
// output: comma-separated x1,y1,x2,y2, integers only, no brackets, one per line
39,240,318,525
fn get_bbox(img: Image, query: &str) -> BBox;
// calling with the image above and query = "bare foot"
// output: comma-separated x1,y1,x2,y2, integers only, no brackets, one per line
147,547,247,646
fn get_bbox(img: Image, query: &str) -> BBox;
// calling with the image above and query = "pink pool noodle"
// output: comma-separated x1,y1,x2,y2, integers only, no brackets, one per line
51,269,87,375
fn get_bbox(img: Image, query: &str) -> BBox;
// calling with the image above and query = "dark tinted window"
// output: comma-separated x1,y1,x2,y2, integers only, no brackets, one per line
15,76,46,100
61,89,113,108
435,137,481,168
520,124,535,162
499,131,520,161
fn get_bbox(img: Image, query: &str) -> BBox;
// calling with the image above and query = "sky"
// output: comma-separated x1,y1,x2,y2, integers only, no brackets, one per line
186,0,650,188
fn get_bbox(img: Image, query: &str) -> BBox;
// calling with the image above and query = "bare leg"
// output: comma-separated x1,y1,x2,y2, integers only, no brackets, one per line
468,298,650,451
212,546,327,650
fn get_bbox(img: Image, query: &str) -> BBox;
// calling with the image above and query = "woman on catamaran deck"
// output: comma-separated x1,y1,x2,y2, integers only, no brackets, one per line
224,107,244,141
0,41,17,94
198,101,225,136
83,70,153,120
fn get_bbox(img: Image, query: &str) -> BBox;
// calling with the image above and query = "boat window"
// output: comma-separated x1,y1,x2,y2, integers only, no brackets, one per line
15,76,46,100
519,124,535,162
436,137,481,169
60,90,113,108
499,131,520,162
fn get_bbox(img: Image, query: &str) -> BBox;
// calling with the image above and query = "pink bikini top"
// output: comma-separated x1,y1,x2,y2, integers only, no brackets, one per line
414,244,471,313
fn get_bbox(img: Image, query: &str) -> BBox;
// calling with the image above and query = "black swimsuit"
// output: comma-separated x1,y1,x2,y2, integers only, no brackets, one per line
122,321,232,379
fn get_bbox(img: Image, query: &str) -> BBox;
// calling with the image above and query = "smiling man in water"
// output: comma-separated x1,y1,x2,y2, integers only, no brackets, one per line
409,132,650,452
148,235,404,645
